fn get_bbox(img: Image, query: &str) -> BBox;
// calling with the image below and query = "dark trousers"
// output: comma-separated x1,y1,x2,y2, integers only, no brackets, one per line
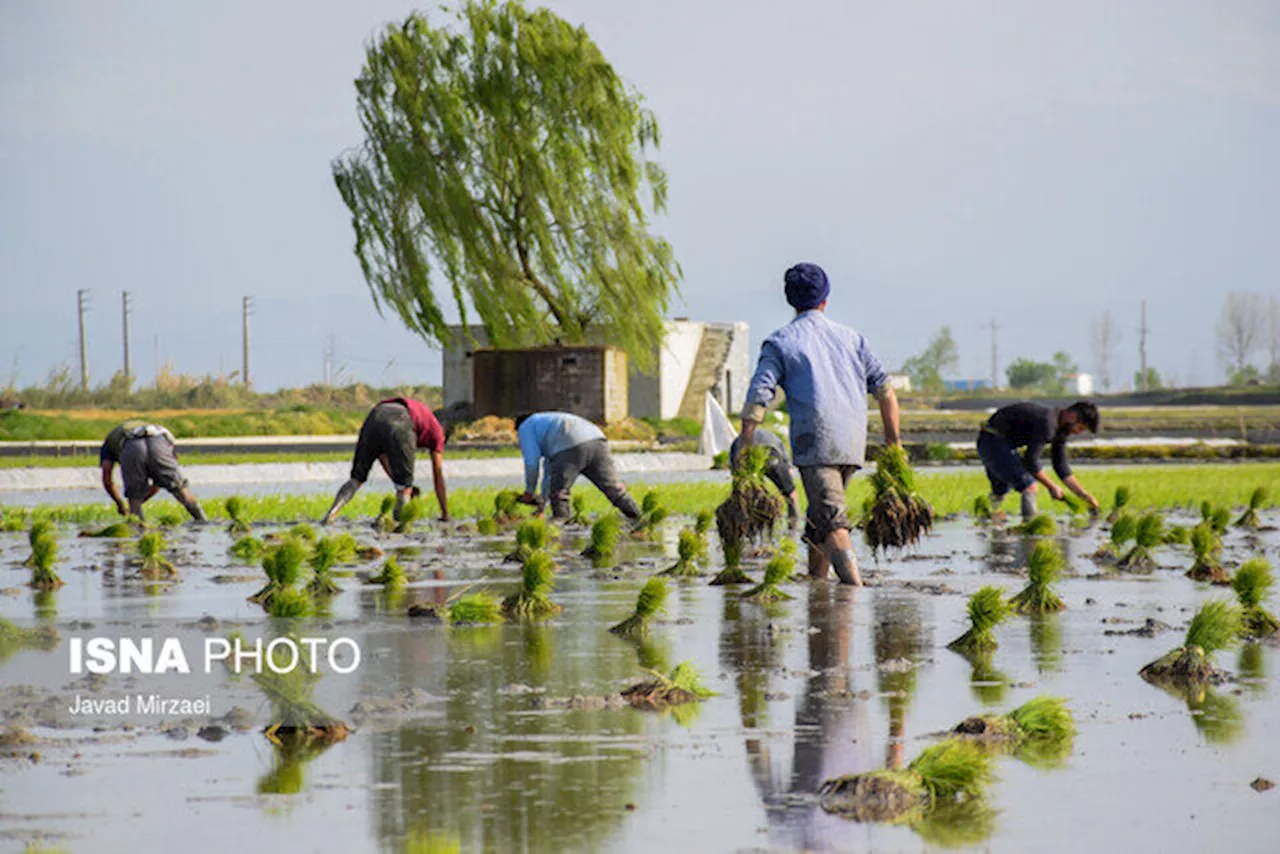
547,439,640,519
976,431,1035,497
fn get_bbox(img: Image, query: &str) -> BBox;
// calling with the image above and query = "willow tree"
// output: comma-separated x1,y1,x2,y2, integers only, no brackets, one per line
333,1,678,368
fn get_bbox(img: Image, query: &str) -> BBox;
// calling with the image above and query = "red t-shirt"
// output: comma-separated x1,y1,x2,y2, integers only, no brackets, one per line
381,398,444,452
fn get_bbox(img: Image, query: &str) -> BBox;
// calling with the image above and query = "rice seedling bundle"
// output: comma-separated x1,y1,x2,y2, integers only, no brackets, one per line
254,649,346,745
505,517,555,563
448,592,504,624
951,696,1075,745
1232,558,1279,638
819,740,995,824
80,519,138,538
493,489,523,525
1094,513,1136,560
1013,514,1055,537
24,520,55,566
715,446,784,569
135,531,176,577
1009,540,1066,614
1118,511,1164,570
225,496,252,535
1140,599,1241,685
609,576,668,636
662,527,705,577
581,514,622,567
1106,486,1132,524
947,587,1011,655
1200,502,1230,534
1162,524,1191,546
250,538,309,605
503,550,561,620
635,491,670,535
393,499,425,534
374,496,396,533
475,517,499,536
28,527,63,590
622,661,714,708
229,535,266,562
971,494,993,523
368,556,406,588
1235,486,1268,530
288,523,318,543
742,540,796,602
306,537,345,596
268,587,314,619
1186,524,1230,584
859,446,934,553
567,493,591,526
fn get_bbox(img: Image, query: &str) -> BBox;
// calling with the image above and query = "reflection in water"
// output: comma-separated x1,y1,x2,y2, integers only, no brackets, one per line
257,739,336,795
1238,643,1266,696
966,650,1009,707
366,617,648,853
873,593,927,770
1186,686,1244,745
913,798,1000,848
1029,613,1064,674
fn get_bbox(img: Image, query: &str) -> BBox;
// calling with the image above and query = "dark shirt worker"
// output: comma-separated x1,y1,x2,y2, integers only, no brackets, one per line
976,400,1100,521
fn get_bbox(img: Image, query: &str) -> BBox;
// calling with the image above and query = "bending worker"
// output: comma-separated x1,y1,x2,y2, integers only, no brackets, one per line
514,411,641,520
729,425,801,527
740,262,901,587
977,400,1100,521
322,396,449,524
100,420,206,521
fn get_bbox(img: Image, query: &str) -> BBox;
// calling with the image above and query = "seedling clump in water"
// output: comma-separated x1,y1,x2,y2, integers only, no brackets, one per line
951,696,1075,766
1140,599,1241,686
1235,486,1268,530
1232,558,1279,639
255,640,348,746
1009,540,1066,614
1186,525,1229,584
1118,512,1164,571
819,739,994,824
374,496,396,533
250,539,309,607
610,576,668,637
225,496,252,535
741,540,796,602
971,494,993,523
28,525,63,590
860,446,934,553
662,527,705,577
1107,485,1132,524
1093,514,1136,562
947,587,1010,655
506,517,555,563
268,587,314,619
307,537,345,597
135,531,176,577
368,556,406,588
622,661,714,708
715,446,783,571
1013,514,1055,537
81,517,139,539
502,550,561,620
634,490,669,536
449,592,504,624
230,535,266,562
567,492,592,526
393,499,426,534
581,514,622,567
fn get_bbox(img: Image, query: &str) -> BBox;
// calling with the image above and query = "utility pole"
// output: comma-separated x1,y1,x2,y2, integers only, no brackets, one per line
153,334,160,389
324,333,334,386
121,291,132,387
242,296,252,389
76,289,90,391
1138,300,1149,391
988,319,999,390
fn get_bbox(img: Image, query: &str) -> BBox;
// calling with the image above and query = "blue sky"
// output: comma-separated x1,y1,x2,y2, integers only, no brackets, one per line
2,0,1278,391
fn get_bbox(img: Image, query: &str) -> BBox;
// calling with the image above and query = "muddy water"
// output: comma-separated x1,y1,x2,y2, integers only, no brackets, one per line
1,515,1278,853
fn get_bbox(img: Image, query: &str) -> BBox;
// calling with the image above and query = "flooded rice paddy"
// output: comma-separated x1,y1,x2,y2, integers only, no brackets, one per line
1,507,1279,853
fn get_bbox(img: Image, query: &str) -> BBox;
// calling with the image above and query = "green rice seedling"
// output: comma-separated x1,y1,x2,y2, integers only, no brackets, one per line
268,587,314,619
288,523,318,543
581,513,622,567
1094,513,1137,561
951,695,1075,745
622,660,715,708
567,493,591,526
634,490,670,535
609,576,668,636
448,592,504,624
502,550,561,620
306,537,344,597
80,517,138,538
28,529,63,590
742,541,796,602
0,618,60,663
1106,485,1132,524
947,587,1011,655
374,495,396,532
135,531,175,577
229,535,265,562
971,494,993,523
1118,511,1164,570
24,520,55,566
1140,599,1241,686
692,509,713,561
225,496,252,535
475,516,499,536
327,532,359,563
493,489,523,525
716,445,784,564
254,641,347,745
1235,486,1268,530
1201,502,1230,534
661,527,705,577
818,739,995,824
1186,524,1230,584
393,498,425,534
1232,558,1278,638
249,539,309,606
1013,514,1055,536
859,445,934,553
368,556,406,588
1009,540,1066,614
1163,524,1191,546
505,517,555,563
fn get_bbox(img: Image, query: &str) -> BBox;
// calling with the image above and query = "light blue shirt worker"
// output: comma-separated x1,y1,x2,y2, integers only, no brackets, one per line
742,310,888,468
517,412,606,496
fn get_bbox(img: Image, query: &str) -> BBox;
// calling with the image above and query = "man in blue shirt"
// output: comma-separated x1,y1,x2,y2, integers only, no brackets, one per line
740,262,901,586
514,412,642,520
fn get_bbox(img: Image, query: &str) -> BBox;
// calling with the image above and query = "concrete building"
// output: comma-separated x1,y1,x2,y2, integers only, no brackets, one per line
441,319,750,422
471,345,629,424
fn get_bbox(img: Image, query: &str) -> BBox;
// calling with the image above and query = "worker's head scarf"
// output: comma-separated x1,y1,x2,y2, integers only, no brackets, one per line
784,262,830,310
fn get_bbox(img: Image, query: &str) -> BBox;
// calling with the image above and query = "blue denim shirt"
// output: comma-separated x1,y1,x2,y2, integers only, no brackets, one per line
742,310,888,467
517,412,605,495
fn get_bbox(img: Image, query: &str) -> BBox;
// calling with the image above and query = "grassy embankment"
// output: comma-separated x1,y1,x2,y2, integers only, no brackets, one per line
4,463,1275,527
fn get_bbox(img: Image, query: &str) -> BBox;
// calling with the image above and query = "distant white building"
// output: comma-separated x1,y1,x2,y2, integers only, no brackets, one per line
1069,373,1095,396
887,373,913,393
442,319,751,421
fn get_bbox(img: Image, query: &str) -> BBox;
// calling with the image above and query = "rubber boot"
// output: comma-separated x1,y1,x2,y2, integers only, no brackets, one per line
830,548,863,586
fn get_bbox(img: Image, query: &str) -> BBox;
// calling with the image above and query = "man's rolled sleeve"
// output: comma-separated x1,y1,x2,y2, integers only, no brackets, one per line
742,341,784,423
1022,438,1046,475
860,335,889,397
517,428,542,495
